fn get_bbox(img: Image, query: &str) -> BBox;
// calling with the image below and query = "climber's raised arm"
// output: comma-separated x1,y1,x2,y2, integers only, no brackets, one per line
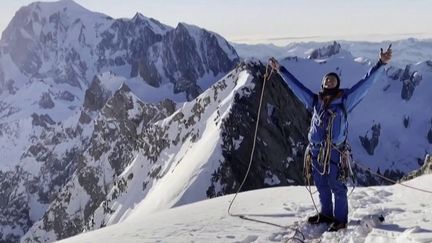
344,45,392,112
269,57,315,110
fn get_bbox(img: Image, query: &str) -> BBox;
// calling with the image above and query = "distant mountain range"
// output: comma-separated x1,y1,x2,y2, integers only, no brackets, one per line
232,38,432,68
0,1,431,242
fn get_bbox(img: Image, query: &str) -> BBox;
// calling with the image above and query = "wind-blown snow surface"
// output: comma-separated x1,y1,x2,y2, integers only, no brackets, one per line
59,174,432,243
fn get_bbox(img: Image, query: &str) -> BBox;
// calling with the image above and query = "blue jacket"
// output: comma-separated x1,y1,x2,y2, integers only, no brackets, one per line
278,61,385,146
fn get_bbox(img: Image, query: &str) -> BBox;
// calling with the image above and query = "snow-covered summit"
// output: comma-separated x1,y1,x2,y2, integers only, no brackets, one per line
59,174,432,243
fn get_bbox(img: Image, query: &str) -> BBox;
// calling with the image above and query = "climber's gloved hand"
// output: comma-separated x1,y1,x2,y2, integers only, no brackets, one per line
380,44,392,64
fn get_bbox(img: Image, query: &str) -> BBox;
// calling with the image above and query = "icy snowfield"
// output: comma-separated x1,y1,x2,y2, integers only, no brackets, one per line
59,175,432,243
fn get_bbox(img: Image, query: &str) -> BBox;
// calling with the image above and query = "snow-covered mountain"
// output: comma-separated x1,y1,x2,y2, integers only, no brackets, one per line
21,53,432,242
232,38,432,68
20,59,312,242
0,0,240,242
58,174,432,243
1,1,431,242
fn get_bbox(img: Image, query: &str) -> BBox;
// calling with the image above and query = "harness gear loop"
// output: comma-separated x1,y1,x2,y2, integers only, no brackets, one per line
337,143,354,181
303,145,312,181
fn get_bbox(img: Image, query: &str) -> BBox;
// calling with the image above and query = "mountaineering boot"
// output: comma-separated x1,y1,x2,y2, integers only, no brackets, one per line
328,220,347,232
307,213,334,225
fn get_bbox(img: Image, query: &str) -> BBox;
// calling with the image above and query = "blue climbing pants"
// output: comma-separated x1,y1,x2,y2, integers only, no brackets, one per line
311,148,348,224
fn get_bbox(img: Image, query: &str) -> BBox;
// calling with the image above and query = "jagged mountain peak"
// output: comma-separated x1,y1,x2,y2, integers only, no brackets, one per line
177,22,202,31
118,82,131,93
307,41,350,60
131,12,153,22
130,12,172,33
174,22,206,39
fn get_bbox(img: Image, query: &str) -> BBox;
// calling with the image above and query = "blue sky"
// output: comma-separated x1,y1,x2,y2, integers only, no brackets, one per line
1,0,431,45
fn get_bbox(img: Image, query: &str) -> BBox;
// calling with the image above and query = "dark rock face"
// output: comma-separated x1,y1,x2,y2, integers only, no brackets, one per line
6,79,17,95
359,123,381,155
38,92,55,109
22,85,176,241
428,127,432,144
400,65,411,81
403,115,410,128
401,79,415,100
0,67,5,95
403,154,432,181
207,62,310,197
400,65,422,101
353,164,383,186
83,76,112,112
79,110,92,124
137,23,239,100
97,18,239,101
386,66,403,80
58,91,75,102
0,167,32,243
354,164,407,186
1,121,87,242
1,6,42,75
31,113,55,129
308,41,341,59
92,83,172,175
97,16,164,73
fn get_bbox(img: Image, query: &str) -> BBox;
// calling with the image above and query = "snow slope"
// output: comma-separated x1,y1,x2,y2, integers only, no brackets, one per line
59,174,432,243
88,68,253,228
